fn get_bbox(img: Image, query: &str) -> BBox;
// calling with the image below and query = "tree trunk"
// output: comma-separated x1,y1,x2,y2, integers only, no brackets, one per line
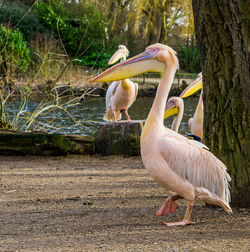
192,0,250,207
148,7,163,44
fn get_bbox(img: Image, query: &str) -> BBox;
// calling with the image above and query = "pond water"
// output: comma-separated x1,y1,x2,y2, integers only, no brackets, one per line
6,96,199,136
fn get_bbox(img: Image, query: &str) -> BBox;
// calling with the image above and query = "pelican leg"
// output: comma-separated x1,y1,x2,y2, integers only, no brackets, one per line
124,109,131,121
163,200,196,226
156,195,182,216
112,110,117,122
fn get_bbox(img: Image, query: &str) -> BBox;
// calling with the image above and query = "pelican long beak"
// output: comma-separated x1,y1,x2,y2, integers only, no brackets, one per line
108,48,125,65
164,104,179,119
180,76,203,98
90,48,166,83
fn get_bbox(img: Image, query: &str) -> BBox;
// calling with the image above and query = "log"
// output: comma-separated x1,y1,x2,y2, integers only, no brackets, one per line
0,131,95,155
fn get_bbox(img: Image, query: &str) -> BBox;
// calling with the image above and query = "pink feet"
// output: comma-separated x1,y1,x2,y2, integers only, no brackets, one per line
156,196,179,216
114,120,131,123
162,200,196,227
163,220,196,226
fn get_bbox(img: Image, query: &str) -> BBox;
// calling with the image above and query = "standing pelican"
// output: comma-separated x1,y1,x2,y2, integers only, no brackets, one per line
104,45,138,122
179,73,203,140
90,43,232,226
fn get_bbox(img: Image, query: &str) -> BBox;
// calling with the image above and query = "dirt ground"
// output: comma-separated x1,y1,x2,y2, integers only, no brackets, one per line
0,155,249,252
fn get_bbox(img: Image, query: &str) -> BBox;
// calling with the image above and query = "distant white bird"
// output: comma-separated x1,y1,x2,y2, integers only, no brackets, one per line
179,73,203,140
104,45,138,122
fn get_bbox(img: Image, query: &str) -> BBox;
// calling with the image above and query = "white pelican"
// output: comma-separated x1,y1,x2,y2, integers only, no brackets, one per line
90,43,232,226
104,45,138,121
164,97,184,133
179,73,203,140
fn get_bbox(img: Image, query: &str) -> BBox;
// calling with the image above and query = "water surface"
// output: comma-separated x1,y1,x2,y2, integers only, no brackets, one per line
6,96,199,136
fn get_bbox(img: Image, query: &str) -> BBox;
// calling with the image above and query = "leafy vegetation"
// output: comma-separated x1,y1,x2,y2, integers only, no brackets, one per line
178,43,201,73
34,1,115,68
0,25,31,77
0,2,46,40
0,0,201,74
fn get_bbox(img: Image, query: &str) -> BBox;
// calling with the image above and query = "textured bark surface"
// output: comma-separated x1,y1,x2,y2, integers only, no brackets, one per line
192,0,250,207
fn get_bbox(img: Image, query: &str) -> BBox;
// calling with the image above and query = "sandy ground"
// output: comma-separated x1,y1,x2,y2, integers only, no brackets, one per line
0,155,249,252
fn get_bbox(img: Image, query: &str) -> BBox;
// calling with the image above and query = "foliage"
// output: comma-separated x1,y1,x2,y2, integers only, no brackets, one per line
0,0,200,72
34,1,115,68
0,25,31,76
76,50,114,69
0,2,46,40
177,42,201,73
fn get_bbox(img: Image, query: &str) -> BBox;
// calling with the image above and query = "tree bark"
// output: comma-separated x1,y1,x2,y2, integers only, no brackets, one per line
192,0,250,207
148,7,163,44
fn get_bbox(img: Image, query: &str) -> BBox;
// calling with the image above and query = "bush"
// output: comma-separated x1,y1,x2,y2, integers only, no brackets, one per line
34,2,116,68
0,2,46,40
178,43,201,73
0,25,31,77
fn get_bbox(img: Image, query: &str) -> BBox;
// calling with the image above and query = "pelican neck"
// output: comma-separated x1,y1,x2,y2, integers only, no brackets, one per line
146,63,177,127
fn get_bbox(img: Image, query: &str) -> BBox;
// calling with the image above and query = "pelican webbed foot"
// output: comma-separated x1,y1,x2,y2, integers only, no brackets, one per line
163,220,196,226
162,200,195,226
156,195,179,216
156,195,180,216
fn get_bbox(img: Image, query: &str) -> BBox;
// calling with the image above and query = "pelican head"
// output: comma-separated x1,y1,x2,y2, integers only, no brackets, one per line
90,43,178,83
180,72,203,98
108,45,129,65
164,97,183,119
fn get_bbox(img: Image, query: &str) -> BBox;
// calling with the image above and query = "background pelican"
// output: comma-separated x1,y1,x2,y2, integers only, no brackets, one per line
179,73,203,140
90,43,232,226
164,96,184,133
104,45,138,122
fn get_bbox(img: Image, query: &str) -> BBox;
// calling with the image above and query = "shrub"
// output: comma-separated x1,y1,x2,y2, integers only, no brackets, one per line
0,2,46,40
0,25,31,77
34,2,116,68
178,43,201,73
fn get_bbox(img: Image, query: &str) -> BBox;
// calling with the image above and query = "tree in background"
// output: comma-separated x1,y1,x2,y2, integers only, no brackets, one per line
192,0,250,207
94,0,200,72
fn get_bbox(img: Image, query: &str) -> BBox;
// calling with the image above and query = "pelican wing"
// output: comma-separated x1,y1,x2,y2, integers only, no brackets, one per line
189,139,209,150
105,81,120,110
159,130,231,203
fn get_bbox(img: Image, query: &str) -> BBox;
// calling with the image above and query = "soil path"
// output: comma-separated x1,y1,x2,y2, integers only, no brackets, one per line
0,155,249,251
